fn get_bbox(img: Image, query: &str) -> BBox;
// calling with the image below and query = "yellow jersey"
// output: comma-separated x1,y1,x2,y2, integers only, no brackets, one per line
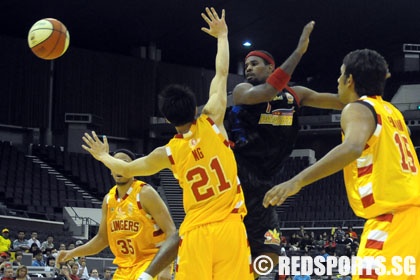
106,180,166,267
165,114,247,235
343,95,420,219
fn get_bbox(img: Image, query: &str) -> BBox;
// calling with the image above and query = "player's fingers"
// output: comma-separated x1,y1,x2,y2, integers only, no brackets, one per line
263,191,274,207
304,21,315,34
92,131,100,141
221,9,225,20
102,135,108,146
81,145,90,151
201,27,210,34
201,12,210,24
210,7,219,20
206,7,215,21
276,196,287,206
84,132,94,143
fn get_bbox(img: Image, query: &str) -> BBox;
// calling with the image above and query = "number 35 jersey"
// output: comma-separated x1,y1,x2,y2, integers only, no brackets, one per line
165,114,247,235
106,180,166,268
343,96,420,219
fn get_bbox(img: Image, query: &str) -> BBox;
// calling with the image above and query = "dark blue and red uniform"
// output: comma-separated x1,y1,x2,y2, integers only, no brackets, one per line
228,88,301,256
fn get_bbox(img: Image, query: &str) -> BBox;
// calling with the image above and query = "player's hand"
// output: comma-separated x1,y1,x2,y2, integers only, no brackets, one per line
82,131,109,161
263,180,302,207
56,250,71,267
201,7,227,38
295,21,315,55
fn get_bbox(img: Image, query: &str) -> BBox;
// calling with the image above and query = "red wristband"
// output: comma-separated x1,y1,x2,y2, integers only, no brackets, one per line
266,68,291,91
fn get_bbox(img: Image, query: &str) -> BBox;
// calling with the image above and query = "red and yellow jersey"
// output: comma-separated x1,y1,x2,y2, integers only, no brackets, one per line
343,95,420,219
106,180,166,268
165,114,247,235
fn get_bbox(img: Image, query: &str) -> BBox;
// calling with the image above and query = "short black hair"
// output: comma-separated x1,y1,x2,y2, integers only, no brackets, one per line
342,49,388,97
111,149,137,160
158,84,197,126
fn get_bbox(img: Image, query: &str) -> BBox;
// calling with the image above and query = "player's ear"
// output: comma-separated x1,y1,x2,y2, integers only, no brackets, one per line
346,74,354,87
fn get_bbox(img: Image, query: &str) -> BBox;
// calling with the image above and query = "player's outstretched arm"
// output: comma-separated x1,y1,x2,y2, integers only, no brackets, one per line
233,21,315,105
201,7,229,130
57,195,109,265
82,131,171,177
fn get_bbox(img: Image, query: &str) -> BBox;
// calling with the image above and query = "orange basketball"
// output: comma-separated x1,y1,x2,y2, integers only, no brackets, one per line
27,18,70,60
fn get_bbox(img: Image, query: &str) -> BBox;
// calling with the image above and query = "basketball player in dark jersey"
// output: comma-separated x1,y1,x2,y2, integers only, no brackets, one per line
228,22,345,277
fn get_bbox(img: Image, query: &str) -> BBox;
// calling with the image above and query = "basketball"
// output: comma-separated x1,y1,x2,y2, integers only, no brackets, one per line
28,18,70,60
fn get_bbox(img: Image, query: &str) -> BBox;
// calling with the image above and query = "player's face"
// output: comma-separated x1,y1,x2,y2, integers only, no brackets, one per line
337,64,352,104
244,56,273,85
111,153,132,185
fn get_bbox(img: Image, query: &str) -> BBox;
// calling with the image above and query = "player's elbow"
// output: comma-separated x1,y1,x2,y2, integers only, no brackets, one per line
165,224,177,237
344,143,364,159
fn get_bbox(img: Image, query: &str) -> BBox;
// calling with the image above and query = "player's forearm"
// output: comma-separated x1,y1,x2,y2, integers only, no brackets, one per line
70,236,108,258
215,34,229,78
98,153,130,176
278,51,303,77
145,232,180,277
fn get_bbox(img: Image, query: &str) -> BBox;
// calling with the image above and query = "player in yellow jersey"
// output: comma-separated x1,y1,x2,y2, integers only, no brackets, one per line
263,49,420,279
81,7,253,280
57,149,176,280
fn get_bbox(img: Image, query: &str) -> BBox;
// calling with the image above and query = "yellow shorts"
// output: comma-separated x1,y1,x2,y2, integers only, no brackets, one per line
353,207,420,279
175,214,253,280
113,260,156,280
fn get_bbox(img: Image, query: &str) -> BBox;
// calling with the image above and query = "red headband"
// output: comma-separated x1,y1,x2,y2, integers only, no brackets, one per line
245,51,275,68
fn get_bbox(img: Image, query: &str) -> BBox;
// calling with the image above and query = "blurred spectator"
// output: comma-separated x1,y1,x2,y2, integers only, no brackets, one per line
56,264,72,280
342,233,354,257
324,237,336,255
77,256,89,280
313,234,325,251
52,248,59,259
0,229,11,254
67,242,76,250
59,243,67,251
289,233,300,251
27,231,41,249
31,249,46,266
0,252,9,263
43,247,53,262
347,227,358,241
75,240,84,247
299,233,314,252
12,251,23,266
296,225,306,240
101,268,113,280
12,231,30,252
69,262,81,280
334,226,345,243
0,264,14,280
15,265,30,280
47,256,56,267
29,243,40,255
88,268,100,280
40,235,55,252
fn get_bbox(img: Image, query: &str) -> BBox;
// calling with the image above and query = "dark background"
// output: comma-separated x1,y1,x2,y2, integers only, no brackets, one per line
0,0,419,152
2,0,420,87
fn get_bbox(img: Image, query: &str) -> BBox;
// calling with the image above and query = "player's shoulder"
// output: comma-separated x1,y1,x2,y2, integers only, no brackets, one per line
233,82,252,92
139,183,159,199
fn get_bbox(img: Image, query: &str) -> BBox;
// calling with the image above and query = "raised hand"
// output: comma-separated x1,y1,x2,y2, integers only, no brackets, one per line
296,21,315,56
82,131,109,161
201,7,227,38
